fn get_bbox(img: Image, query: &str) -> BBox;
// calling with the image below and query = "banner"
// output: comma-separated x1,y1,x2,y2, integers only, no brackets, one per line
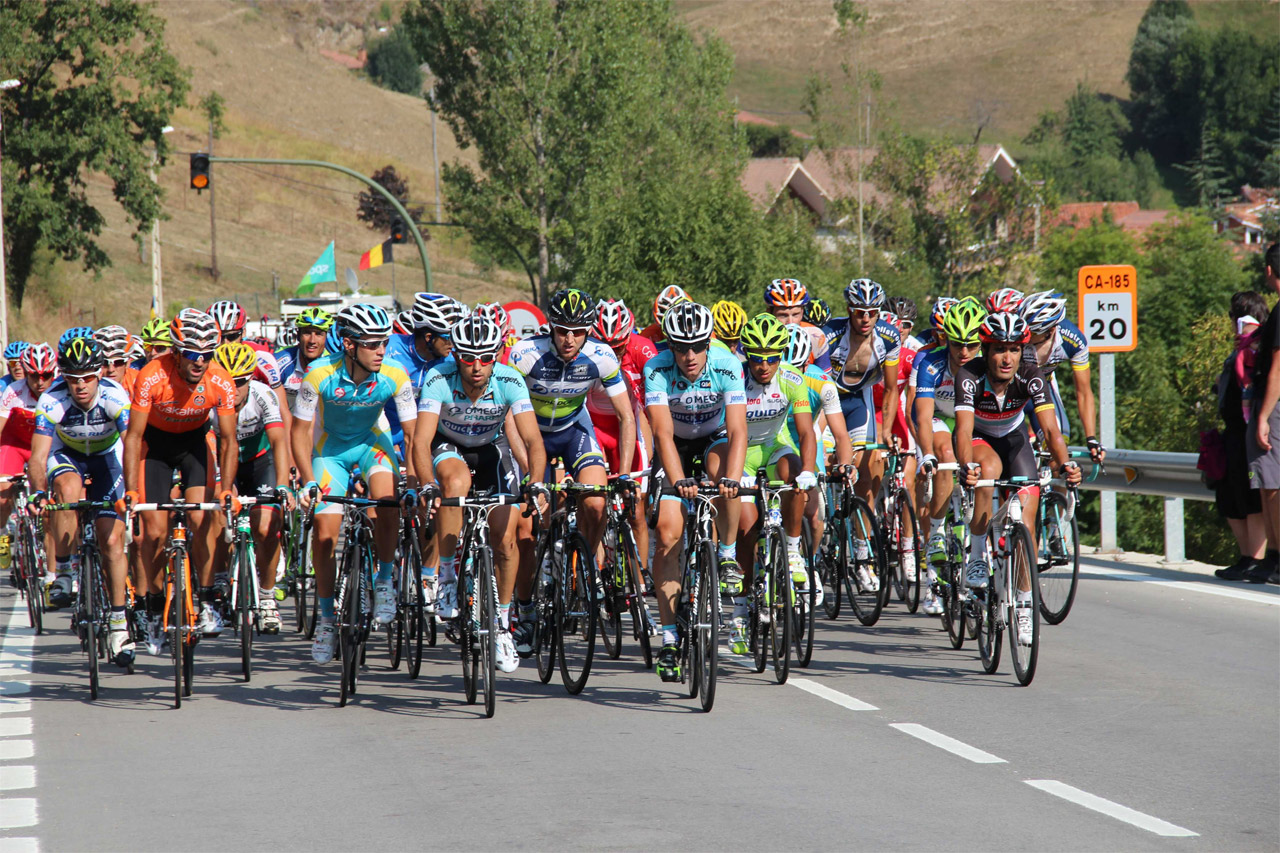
297,241,337,294
359,239,393,271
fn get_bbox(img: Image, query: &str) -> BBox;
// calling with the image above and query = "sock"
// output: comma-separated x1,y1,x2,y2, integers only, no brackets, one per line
422,564,438,579
518,599,534,619
111,604,127,614
929,516,944,537
55,556,71,574
439,555,457,583
319,596,335,620
968,536,988,563
717,542,736,561
662,624,678,646
199,586,216,604
785,535,801,554
376,560,394,584
1015,589,1031,604
498,603,511,630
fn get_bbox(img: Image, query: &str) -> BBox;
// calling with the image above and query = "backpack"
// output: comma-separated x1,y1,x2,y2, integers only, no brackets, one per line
1197,428,1227,487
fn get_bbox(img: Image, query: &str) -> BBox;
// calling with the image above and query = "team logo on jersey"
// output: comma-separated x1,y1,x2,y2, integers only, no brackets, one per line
193,395,205,406
961,378,978,397
334,387,346,399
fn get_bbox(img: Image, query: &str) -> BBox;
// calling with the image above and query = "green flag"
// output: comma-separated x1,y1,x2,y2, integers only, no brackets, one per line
297,241,337,294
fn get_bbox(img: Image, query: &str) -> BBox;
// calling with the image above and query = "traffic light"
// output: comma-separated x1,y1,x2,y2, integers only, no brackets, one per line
189,153,211,192
389,216,407,244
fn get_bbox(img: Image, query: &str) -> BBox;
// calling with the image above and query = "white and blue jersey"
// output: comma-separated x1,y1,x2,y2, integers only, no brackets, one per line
1022,319,1090,436
418,361,533,448
384,334,444,447
826,318,901,444
507,335,627,433
34,377,131,456
910,346,958,421
644,346,747,441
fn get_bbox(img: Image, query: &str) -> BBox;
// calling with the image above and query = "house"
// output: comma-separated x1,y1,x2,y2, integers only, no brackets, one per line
1216,186,1277,251
739,157,829,219
1051,201,1171,237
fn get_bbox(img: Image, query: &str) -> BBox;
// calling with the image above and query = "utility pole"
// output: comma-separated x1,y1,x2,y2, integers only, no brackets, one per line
208,118,219,279
0,79,23,352
430,88,443,223
150,126,173,318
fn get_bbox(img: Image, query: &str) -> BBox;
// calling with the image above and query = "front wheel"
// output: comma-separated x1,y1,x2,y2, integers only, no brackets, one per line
767,531,792,685
1007,524,1041,686
977,585,1002,674
236,541,254,682
847,498,887,627
532,537,557,684
20,528,42,635
693,542,719,712
1037,491,1080,625
556,535,597,696
82,553,99,701
794,531,816,667
477,547,497,718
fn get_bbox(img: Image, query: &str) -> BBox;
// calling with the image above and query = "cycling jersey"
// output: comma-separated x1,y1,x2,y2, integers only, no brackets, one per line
586,333,657,421
954,357,1053,438
384,333,443,446
132,353,236,434
275,346,316,406
418,361,533,448
1025,319,1089,373
294,352,415,442
911,346,959,420
210,379,281,463
827,318,902,393
34,377,131,455
638,323,663,345
792,364,840,467
795,320,832,372
244,340,282,388
0,380,43,449
644,347,746,440
507,335,626,433
743,363,811,445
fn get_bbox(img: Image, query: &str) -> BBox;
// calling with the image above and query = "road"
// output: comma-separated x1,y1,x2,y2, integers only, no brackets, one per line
0,554,1276,852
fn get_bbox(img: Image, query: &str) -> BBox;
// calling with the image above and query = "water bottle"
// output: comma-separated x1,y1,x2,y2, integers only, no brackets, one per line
767,507,783,529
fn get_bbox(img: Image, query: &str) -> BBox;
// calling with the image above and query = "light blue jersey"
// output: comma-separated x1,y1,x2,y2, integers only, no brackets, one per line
293,352,416,442
418,361,533,448
643,346,747,440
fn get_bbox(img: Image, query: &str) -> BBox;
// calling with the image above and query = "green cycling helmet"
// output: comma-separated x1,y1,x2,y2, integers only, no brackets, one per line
941,296,986,345
740,312,790,354
140,317,173,346
296,306,334,331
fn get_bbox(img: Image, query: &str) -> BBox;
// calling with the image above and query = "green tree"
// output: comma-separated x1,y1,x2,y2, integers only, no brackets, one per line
0,0,189,308
743,123,807,159
366,27,423,96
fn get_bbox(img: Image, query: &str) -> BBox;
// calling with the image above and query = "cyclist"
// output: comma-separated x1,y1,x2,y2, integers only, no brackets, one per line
763,278,831,371
473,302,516,364
275,322,298,351
138,318,173,366
908,296,984,615
827,278,901,589
385,292,465,456
96,325,137,395
291,304,416,664
986,287,1025,315
638,285,690,347
954,311,1081,645
805,297,835,341
644,301,747,682
393,310,414,336
0,342,28,394
209,300,290,459
1020,291,1106,463
875,298,922,586
29,335,134,664
0,344,58,598
916,296,958,351
123,310,239,641
211,342,293,634
276,306,333,409
729,314,816,654
412,315,548,673
711,300,747,359
508,288,636,602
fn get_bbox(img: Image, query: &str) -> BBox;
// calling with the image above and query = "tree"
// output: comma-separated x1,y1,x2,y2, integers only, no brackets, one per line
366,27,423,96
1173,124,1230,211
402,0,748,307
743,123,807,159
355,165,424,231
0,0,189,307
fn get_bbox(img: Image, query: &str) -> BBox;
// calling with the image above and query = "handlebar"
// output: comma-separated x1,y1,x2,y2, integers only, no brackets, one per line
439,494,524,507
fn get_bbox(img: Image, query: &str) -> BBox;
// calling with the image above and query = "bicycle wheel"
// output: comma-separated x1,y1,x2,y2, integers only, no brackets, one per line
386,573,404,671
896,488,922,614
1037,491,1080,625
532,536,557,684
236,539,254,682
598,527,622,660
750,564,767,673
694,541,719,712
1007,523,1040,686
847,498,887,627
556,534,597,695
82,551,99,701
169,551,186,708
459,559,478,706
477,546,497,718
403,543,425,679
767,529,791,685
977,585,1002,674
20,527,42,635
816,512,843,620
881,492,907,605
294,524,316,637
338,543,363,707
621,532,652,669
795,530,816,667
942,550,966,650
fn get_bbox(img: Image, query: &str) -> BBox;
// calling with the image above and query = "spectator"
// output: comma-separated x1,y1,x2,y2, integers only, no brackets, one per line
1214,291,1269,580
1244,242,1280,584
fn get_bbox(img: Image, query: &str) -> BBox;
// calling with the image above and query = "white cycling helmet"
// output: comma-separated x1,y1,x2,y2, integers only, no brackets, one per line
473,302,509,332
336,303,392,340
207,300,247,334
593,299,634,345
451,315,504,359
1020,290,1067,334
844,278,886,310
784,323,812,366
94,324,130,359
412,292,466,334
662,301,714,345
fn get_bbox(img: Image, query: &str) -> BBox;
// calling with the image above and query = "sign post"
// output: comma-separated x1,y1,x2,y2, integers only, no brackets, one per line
1078,264,1138,553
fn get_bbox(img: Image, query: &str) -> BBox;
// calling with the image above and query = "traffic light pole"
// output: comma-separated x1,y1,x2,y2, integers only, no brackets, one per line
205,156,433,290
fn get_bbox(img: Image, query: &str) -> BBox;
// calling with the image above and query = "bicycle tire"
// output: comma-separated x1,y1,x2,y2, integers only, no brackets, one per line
295,525,316,637
695,541,719,712
459,550,478,706
404,543,425,679
338,541,362,707
83,549,99,701
556,533,597,695
750,562,766,673
21,527,42,635
478,546,497,718
847,497,887,627
795,531,816,667
1037,491,1080,625
598,529,621,661
170,550,186,708
881,491,907,605
768,528,791,685
977,585,1002,674
532,536,557,684
817,510,843,620
1007,523,1040,686
621,532,652,669
237,538,254,682
943,553,966,650
897,488,923,613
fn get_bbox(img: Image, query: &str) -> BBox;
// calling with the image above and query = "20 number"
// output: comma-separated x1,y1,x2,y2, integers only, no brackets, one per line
1088,317,1127,341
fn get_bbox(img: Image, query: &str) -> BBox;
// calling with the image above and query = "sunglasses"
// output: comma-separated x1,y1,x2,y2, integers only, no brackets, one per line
746,352,782,365
146,345,172,353
355,338,388,350
849,308,880,319
671,342,708,355
108,359,128,368
457,354,497,366
180,349,211,363
222,330,243,342
233,377,251,388
64,373,98,383
31,372,56,381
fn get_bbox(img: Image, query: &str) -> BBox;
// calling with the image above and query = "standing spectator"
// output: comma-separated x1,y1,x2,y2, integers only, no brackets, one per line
1214,291,1269,579
1244,242,1280,584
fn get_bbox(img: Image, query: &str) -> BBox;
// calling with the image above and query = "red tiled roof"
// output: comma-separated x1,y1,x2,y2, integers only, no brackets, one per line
320,49,365,70
1051,201,1141,229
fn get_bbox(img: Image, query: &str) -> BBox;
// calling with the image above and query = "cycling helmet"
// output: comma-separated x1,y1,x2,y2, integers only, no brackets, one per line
296,306,334,331
94,325,130,359
763,278,809,308
546,288,597,329
59,326,95,349
208,300,247,334
473,302,510,332
985,287,1025,314
711,300,747,341
784,323,813,366
3,341,29,361
978,311,1030,344
20,343,55,375
941,297,986,345
451,315,504,359
929,296,958,331
593,299,635,345
170,309,222,354
276,323,298,349
887,296,918,323
127,335,145,362
1020,290,1067,335
881,311,900,327
411,292,466,334
336,303,393,340
652,285,690,325
57,336,104,375
140,317,172,346
662,301,714,345
804,297,832,328
392,310,413,336
740,313,790,354
844,278,886,310
325,325,342,354
214,341,258,380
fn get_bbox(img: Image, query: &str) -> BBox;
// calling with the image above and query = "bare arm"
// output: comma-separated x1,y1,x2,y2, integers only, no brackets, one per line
291,415,317,487
723,402,748,482
1071,367,1097,441
411,410,439,487
914,395,937,459
880,363,900,443
123,408,149,495
647,404,684,483
28,433,51,493
216,410,240,491
513,411,547,486
608,390,637,475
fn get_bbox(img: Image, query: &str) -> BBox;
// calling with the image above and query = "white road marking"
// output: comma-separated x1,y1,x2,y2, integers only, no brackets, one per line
1082,564,1279,606
0,766,34,791
0,700,30,715
0,717,31,737
0,740,31,761
1025,779,1198,837
791,678,878,711
0,594,38,845
0,837,37,853
890,723,1006,764
0,799,37,830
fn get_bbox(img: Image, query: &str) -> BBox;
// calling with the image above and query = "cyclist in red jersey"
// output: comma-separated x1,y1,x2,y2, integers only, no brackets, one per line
638,285,689,345
474,302,517,365
0,344,57,532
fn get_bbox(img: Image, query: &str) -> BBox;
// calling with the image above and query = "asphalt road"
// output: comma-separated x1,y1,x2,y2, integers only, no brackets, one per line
0,554,1275,852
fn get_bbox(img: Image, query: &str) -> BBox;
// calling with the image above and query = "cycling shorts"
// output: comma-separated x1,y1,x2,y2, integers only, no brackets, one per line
140,424,216,501
431,436,519,496
313,429,397,516
0,444,30,478
969,426,1037,481
234,451,277,503
660,427,729,504
541,417,606,479
740,436,799,505
594,416,650,490
844,385,876,446
48,444,125,519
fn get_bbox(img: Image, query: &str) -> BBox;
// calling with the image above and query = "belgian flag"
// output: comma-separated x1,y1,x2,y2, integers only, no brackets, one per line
359,238,393,271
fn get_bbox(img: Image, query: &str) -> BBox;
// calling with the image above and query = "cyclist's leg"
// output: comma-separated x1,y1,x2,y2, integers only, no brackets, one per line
46,457,84,605
180,429,218,590
83,449,128,609
564,417,608,553
0,444,27,529
987,429,1040,591
964,436,1002,587
736,444,765,577
357,434,399,566
432,447,472,618
703,434,740,549
846,387,877,503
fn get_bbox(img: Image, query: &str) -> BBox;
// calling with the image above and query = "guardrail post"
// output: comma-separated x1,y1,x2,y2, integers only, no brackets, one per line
1162,497,1185,564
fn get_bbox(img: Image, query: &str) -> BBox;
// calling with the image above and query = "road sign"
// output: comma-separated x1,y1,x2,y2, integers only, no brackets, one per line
1077,264,1137,353
504,300,546,338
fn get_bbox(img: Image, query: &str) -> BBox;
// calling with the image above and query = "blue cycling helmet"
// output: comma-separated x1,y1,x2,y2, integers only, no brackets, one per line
325,325,342,354
3,341,30,361
59,327,95,349
1020,291,1067,335
844,278,886,310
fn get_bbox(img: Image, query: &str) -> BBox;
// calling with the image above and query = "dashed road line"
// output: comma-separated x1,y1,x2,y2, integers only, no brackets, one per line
790,677,878,711
1025,779,1198,837
890,723,1006,764
0,594,38,851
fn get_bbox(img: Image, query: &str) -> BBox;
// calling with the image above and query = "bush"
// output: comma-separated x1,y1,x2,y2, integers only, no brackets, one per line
366,28,422,95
